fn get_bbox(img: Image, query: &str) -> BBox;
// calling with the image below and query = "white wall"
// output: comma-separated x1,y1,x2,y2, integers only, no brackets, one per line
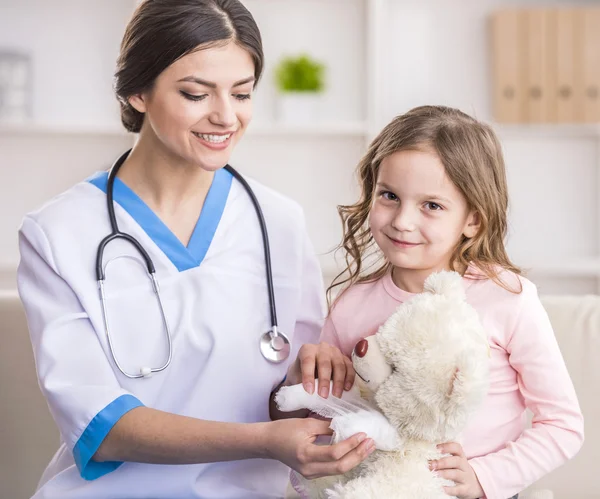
0,0,598,295
378,0,600,294
0,0,134,129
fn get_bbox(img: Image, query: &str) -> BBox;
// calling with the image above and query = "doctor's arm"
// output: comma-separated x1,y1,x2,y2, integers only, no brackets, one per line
95,406,374,479
18,216,372,479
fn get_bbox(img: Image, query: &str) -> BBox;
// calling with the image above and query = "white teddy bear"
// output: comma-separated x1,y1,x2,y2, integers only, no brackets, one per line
276,271,490,499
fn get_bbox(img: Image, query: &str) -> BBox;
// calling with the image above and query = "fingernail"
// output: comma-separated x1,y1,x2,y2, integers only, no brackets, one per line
319,387,328,398
367,440,376,452
357,433,366,443
345,382,352,390
304,383,314,394
429,461,435,470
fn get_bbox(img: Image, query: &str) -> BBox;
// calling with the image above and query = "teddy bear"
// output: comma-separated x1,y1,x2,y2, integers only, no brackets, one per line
276,270,490,499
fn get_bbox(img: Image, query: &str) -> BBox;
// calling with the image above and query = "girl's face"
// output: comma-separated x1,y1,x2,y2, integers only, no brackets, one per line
369,149,479,276
129,41,255,171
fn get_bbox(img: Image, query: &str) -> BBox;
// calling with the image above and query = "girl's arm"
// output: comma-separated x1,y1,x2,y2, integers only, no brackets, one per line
468,281,584,499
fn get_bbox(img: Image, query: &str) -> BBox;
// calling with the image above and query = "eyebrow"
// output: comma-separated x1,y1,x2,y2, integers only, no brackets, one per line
177,76,255,88
375,182,453,204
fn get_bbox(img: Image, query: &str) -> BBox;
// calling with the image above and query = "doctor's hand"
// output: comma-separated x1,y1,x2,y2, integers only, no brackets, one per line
268,418,375,479
430,442,484,499
286,342,355,399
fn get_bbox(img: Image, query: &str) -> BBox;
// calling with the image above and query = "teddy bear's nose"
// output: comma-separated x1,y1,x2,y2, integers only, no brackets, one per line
354,339,369,358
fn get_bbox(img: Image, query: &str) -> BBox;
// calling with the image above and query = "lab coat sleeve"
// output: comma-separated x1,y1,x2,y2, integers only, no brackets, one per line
290,222,326,358
17,216,144,480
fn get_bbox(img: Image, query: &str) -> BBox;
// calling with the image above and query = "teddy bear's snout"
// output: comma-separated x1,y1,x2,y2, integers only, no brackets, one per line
354,339,369,358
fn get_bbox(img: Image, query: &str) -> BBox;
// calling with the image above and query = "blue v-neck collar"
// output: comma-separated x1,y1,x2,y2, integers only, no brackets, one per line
88,168,233,272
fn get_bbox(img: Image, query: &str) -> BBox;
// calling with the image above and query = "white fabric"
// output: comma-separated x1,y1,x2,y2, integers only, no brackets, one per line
17,174,325,499
276,381,403,451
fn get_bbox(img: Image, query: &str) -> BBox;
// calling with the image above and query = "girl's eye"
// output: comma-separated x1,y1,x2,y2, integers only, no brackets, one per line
234,93,252,101
380,191,398,201
180,91,207,102
425,202,442,211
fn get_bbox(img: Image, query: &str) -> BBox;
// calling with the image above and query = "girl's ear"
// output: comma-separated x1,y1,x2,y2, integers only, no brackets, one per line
463,211,480,239
128,93,147,113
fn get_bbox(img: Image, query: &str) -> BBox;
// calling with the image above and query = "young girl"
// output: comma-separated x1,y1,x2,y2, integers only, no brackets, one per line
320,106,584,499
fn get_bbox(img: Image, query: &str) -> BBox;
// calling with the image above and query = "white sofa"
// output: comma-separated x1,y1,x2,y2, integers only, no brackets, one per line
1,290,597,499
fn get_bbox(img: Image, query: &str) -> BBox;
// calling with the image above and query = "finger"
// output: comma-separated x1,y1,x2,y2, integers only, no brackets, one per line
436,469,464,483
443,485,464,497
299,346,317,394
316,346,333,398
430,456,465,471
307,437,376,478
437,442,465,457
343,356,356,391
307,432,368,463
305,418,334,439
330,353,347,398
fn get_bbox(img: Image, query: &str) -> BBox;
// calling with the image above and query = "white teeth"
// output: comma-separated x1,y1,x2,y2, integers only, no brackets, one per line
194,132,231,143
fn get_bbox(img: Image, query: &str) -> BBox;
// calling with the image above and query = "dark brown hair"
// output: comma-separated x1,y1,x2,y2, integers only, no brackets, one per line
114,0,264,133
328,105,522,305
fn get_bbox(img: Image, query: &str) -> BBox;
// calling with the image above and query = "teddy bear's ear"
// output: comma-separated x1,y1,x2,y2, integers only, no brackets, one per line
447,367,460,397
423,271,465,299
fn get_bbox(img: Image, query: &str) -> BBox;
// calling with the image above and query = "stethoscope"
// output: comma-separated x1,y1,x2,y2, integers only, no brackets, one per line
97,149,291,379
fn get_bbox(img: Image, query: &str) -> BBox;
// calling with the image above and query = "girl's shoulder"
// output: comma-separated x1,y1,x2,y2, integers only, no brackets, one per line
465,264,540,310
329,277,388,315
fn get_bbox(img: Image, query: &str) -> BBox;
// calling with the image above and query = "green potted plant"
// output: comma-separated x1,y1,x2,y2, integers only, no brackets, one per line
274,54,325,124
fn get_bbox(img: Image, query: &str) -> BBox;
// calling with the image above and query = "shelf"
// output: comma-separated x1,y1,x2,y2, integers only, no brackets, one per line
0,122,131,137
0,122,370,138
518,258,600,277
247,121,369,137
494,123,600,139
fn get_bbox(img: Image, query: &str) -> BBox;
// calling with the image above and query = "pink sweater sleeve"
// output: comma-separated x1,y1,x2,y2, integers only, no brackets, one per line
469,282,584,499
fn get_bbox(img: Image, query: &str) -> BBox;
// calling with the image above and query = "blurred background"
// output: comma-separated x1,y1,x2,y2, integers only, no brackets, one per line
0,1,598,498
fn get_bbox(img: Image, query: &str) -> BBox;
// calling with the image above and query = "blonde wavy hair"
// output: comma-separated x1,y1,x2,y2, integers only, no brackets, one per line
327,105,522,306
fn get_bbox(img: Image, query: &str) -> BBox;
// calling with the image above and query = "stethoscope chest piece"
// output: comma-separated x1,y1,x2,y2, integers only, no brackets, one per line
260,328,290,363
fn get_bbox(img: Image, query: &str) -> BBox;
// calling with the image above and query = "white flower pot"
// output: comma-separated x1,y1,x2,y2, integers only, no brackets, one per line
277,92,322,125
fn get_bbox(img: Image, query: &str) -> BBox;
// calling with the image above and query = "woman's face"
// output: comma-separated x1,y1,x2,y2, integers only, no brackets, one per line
129,41,255,171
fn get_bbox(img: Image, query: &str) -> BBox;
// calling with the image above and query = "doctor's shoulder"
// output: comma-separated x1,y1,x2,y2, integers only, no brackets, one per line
20,179,105,235
241,174,306,233
18,179,108,271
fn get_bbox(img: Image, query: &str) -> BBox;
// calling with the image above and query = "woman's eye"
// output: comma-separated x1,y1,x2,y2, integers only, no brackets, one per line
180,91,207,102
425,202,442,211
234,93,252,101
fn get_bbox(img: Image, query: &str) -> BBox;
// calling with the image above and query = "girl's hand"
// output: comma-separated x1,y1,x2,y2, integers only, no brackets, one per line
286,342,355,398
267,418,375,479
430,442,484,499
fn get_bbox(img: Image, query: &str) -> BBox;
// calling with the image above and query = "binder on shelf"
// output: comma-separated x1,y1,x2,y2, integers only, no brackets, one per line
523,8,551,123
581,8,600,123
552,8,581,123
491,9,524,123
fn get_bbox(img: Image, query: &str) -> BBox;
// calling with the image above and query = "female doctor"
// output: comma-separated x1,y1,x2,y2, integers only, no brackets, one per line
17,1,375,497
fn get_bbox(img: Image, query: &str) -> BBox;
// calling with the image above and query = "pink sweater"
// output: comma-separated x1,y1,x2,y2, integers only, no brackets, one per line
321,270,584,499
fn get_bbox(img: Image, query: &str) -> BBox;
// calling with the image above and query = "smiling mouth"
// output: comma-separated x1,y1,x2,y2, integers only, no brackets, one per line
355,370,370,384
191,132,233,143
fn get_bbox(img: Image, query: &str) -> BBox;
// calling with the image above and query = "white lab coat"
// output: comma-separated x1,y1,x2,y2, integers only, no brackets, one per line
17,166,325,498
